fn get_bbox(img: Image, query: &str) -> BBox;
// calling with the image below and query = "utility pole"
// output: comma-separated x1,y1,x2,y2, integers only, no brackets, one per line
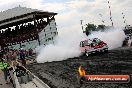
122,12,127,29
80,20,84,32
106,0,114,27
99,14,105,25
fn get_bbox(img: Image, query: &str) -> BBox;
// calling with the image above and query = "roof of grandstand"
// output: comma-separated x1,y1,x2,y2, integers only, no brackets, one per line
0,6,57,21
0,6,57,28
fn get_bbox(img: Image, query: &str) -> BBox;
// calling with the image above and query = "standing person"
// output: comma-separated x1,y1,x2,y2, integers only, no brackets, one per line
11,50,17,67
19,49,26,67
8,50,13,65
0,54,9,84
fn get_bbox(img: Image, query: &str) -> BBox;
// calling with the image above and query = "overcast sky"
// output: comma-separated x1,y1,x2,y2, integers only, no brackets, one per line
0,0,131,32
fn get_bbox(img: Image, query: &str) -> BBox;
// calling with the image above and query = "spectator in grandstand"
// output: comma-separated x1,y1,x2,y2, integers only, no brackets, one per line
19,48,26,67
24,50,28,57
0,53,9,84
2,50,12,66
8,50,13,65
11,50,17,66
29,48,33,56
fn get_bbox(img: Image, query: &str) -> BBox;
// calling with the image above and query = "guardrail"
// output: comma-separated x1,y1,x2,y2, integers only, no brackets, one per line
13,67,21,88
25,67,50,88
13,66,50,88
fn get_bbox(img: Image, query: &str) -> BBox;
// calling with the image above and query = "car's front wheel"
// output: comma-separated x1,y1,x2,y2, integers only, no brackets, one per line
104,49,108,53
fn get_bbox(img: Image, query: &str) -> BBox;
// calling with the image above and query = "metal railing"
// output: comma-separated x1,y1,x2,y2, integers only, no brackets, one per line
13,66,50,88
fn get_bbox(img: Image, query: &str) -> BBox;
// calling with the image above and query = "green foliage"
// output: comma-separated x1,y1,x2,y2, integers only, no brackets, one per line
84,23,96,36
96,25,106,31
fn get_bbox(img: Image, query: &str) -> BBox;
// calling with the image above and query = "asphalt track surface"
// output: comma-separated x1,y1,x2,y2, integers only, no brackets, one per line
27,47,132,88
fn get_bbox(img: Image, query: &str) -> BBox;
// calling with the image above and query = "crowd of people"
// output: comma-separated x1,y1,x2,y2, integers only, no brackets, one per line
0,19,47,46
0,48,34,84
2,48,34,66
0,17,52,85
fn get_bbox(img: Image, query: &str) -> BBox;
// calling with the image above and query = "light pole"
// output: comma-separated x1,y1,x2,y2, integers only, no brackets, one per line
122,12,127,29
99,13,105,25
106,0,114,27
80,20,84,33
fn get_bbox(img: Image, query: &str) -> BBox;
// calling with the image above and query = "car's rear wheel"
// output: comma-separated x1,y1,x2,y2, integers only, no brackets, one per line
85,49,89,56
86,52,89,56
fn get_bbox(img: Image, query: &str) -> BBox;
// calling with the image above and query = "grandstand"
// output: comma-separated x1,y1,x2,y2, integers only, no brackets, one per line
0,6,58,50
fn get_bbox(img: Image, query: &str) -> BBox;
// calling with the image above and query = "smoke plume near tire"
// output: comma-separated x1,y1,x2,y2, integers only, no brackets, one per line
36,27,126,63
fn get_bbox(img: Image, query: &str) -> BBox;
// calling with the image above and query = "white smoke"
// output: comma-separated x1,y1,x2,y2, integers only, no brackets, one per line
88,28,126,50
36,27,126,63
36,29,87,63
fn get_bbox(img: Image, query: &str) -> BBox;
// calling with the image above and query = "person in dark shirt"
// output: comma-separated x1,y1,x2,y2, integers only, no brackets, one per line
19,49,26,67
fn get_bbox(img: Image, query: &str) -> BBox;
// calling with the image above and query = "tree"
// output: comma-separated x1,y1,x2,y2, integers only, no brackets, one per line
96,25,106,31
85,23,96,36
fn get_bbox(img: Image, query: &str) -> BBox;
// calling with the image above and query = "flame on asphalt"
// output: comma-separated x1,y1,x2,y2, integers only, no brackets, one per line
78,65,86,76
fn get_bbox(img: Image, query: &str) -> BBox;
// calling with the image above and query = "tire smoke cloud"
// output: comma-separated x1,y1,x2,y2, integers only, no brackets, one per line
88,28,126,50
36,27,126,63
36,29,87,63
